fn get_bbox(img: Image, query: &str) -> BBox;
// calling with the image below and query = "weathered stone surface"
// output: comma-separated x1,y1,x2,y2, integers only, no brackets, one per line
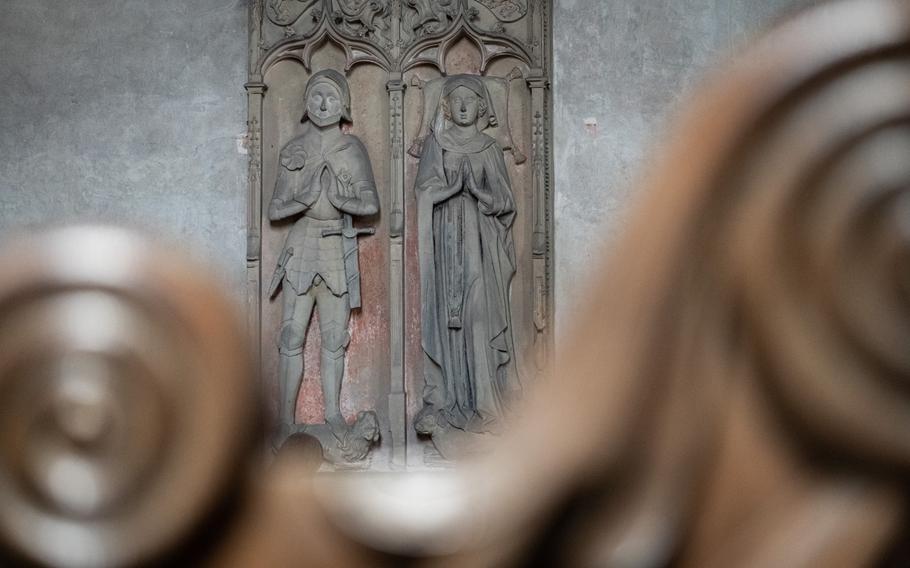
552,0,823,338
0,0,248,301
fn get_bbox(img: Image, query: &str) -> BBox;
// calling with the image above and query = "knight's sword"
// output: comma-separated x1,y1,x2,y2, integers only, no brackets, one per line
322,215,375,309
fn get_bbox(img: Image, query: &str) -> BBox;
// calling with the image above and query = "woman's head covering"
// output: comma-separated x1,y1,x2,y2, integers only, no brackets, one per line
439,74,499,128
301,69,353,124
442,75,484,97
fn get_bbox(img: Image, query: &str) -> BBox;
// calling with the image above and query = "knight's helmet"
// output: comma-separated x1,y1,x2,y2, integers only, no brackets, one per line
301,69,353,124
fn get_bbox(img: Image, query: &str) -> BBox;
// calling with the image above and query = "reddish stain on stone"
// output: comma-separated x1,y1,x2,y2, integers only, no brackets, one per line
293,216,390,425
296,313,324,424
445,37,482,76
403,158,425,420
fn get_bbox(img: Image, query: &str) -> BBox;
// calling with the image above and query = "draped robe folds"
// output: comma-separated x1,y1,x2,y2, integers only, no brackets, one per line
416,128,521,433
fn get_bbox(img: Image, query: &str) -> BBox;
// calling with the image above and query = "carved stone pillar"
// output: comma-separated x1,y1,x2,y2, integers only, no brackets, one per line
387,75,407,468
244,78,266,373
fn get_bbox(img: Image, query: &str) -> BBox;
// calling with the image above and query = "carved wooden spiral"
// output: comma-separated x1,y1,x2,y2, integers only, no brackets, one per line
0,227,256,568
710,4,910,472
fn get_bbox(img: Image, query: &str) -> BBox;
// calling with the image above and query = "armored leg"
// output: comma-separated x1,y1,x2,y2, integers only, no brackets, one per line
277,289,315,430
314,281,351,438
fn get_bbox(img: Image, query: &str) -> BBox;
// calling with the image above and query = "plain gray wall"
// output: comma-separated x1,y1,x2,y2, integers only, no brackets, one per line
0,0,249,301
0,0,821,327
553,0,821,337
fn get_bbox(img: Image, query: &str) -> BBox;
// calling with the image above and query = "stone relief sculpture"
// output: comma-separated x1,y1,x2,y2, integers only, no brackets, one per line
413,74,521,458
249,0,551,468
269,69,380,462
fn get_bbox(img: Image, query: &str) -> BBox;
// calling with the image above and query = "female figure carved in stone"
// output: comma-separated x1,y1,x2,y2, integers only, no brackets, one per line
414,74,521,442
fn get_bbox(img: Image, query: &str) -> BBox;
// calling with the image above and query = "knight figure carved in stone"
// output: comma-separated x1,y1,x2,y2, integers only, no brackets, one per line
269,69,380,460
414,74,522,453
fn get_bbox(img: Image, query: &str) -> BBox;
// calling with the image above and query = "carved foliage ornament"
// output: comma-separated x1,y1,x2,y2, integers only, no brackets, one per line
475,0,527,22
332,0,391,43
266,0,391,48
256,0,537,73
267,0,321,26
403,0,459,39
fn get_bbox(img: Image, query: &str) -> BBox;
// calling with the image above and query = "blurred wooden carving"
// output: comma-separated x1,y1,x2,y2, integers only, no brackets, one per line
0,228,258,568
441,0,910,565
4,0,910,566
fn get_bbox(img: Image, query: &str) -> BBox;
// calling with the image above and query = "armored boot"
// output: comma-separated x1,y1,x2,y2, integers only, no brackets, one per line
321,341,348,441
275,320,306,450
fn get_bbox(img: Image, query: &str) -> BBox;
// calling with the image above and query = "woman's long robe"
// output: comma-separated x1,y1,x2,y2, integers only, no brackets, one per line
416,127,521,433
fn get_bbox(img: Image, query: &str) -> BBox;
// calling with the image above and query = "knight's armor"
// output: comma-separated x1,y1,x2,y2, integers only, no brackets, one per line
283,217,347,297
